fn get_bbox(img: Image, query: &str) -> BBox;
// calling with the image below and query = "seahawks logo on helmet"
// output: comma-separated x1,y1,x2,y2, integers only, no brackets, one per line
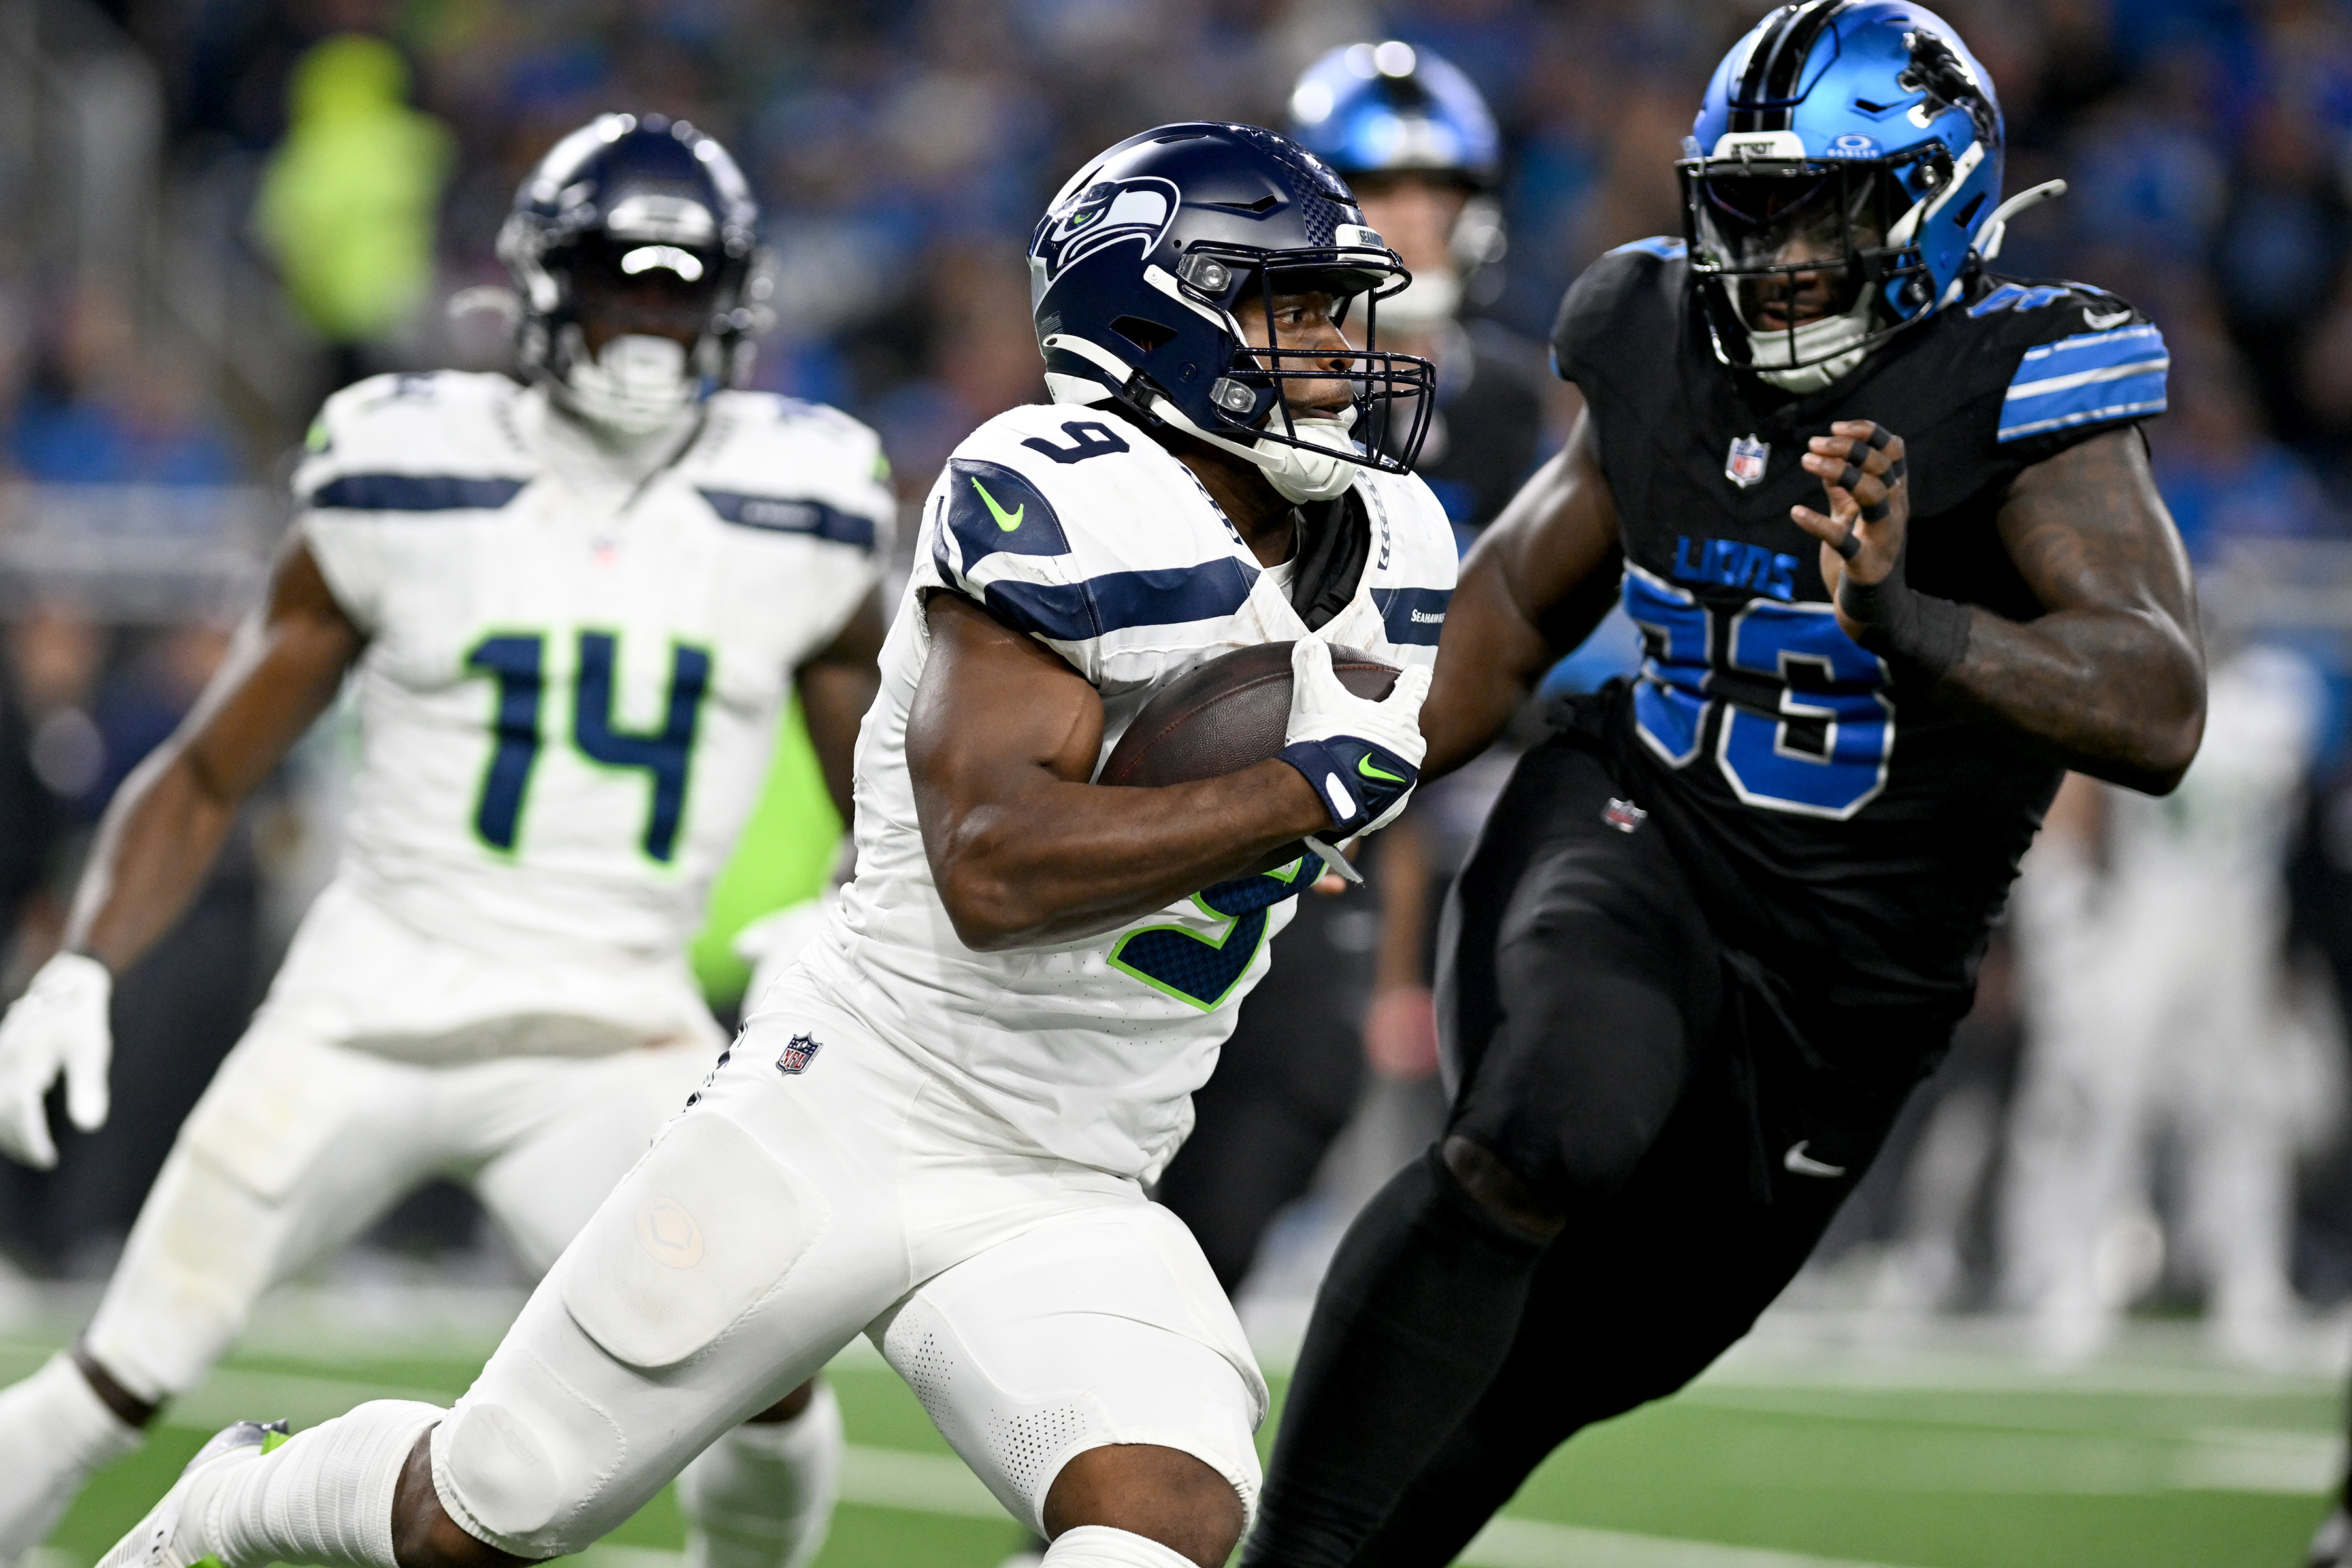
1034,176,1180,285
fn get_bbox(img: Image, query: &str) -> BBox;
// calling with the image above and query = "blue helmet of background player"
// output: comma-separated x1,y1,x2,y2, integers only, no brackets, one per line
1030,122,1434,504
1678,1,2005,391
497,113,770,433
1287,41,1508,325
1287,41,1501,189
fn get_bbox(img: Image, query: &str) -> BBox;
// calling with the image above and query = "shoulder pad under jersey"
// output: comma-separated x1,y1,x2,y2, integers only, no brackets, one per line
1550,239,1687,387
1961,277,2168,448
923,402,1260,663
295,372,533,514
686,391,896,555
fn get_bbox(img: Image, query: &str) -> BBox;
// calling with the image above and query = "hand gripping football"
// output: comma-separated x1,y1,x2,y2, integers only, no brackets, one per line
1098,642,1400,876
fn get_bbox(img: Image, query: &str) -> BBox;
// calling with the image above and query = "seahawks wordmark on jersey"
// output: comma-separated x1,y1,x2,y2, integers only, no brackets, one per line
800,400,1455,1181
297,372,889,987
1552,240,2168,1021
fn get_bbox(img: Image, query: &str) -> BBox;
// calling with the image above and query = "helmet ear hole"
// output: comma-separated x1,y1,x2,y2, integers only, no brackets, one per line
1112,316,1177,354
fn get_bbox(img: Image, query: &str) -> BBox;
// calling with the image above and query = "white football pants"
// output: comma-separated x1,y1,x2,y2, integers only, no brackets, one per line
427,973,1267,1558
2002,853,2319,1354
82,878,723,1399
82,1021,710,1400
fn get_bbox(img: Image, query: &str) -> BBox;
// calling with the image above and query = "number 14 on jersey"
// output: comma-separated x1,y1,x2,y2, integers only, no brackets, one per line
465,630,713,862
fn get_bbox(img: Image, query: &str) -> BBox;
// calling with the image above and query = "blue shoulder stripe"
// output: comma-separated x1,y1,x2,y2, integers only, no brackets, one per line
309,474,529,512
1968,282,2074,318
1998,324,2169,444
1608,236,1687,261
698,491,876,549
967,558,1258,645
945,458,1069,566
1374,585,1452,647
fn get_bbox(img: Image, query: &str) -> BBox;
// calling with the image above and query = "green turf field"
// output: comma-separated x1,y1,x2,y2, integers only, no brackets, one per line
8,1312,2338,1568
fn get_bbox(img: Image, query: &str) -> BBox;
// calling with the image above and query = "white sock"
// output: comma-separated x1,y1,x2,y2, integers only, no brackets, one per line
1039,1524,1201,1568
678,1384,844,1568
183,1400,442,1568
0,1352,144,1556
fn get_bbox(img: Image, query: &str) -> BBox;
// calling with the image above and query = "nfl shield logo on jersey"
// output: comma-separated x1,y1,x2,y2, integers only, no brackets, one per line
776,1034,823,1076
1725,434,1769,489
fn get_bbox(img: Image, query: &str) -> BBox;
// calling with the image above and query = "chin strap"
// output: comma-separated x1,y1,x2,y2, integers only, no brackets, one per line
1750,296,1874,393
558,331,703,436
1045,330,1363,501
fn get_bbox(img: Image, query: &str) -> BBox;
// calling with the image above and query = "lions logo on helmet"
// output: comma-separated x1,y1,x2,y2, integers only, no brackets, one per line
1035,178,1181,286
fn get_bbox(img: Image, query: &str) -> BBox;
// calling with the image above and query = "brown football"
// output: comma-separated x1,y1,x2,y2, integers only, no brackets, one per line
1099,641,1400,877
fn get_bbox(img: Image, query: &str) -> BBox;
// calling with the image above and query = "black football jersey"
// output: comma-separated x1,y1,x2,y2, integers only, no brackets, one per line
1550,239,2170,1017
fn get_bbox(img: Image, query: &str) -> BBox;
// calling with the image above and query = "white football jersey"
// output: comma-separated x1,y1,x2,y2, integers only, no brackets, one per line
297,372,889,981
797,401,1456,1181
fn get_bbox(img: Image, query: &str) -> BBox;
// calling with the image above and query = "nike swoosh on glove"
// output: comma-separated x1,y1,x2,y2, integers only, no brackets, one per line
1275,638,1431,842
0,951,112,1169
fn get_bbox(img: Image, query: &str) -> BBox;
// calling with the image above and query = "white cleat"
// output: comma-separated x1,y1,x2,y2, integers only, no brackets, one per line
95,1420,289,1568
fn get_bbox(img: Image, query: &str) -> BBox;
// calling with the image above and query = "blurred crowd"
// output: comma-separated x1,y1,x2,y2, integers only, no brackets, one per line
6,0,2352,1356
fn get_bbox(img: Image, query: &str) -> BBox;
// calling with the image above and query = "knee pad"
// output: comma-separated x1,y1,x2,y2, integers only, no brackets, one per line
557,1108,828,1371
433,1347,625,1558
876,1207,1263,1534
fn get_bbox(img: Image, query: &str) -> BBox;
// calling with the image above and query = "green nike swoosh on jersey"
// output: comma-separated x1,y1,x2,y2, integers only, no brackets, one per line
1357,753,1407,785
970,478,1024,532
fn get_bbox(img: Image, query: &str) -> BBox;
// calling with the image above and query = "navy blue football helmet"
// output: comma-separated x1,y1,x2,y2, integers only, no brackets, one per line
1286,41,1501,189
1679,1,2006,385
498,114,768,430
1030,122,1433,500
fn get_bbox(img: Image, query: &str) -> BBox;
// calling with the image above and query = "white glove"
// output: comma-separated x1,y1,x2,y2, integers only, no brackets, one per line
1277,640,1433,881
733,893,838,1013
0,952,113,1169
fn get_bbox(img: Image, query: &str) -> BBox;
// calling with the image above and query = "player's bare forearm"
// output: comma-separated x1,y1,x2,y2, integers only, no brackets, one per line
1422,414,1623,777
68,538,363,972
910,592,1333,951
1945,433,2203,791
1797,423,2202,796
1371,811,1431,992
795,588,887,825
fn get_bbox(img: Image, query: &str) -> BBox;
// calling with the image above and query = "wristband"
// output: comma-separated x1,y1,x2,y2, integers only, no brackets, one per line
1275,736,1418,836
1837,570,1972,683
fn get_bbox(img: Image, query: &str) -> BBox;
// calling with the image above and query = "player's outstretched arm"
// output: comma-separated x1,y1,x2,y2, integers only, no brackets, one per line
1792,421,2204,795
0,537,360,1166
69,536,363,968
1420,410,1624,778
792,587,887,825
910,593,1389,951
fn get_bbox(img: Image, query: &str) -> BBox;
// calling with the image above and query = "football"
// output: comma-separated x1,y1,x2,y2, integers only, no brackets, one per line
1099,641,1401,875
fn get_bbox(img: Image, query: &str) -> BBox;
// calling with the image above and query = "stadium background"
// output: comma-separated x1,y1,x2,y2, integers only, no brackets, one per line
0,0,2349,1564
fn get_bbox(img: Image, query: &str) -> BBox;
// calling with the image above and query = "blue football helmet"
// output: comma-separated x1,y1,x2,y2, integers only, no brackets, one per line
497,113,769,433
1030,122,1434,502
1286,41,1501,189
1679,1,2004,388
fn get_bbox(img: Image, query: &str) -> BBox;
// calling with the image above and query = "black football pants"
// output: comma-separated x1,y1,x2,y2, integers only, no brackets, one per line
1247,737,1937,1568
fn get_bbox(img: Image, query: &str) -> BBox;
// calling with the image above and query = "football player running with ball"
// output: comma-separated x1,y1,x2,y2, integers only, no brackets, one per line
1245,7,2206,1566
0,116,892,1568
93,122,1453,1568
